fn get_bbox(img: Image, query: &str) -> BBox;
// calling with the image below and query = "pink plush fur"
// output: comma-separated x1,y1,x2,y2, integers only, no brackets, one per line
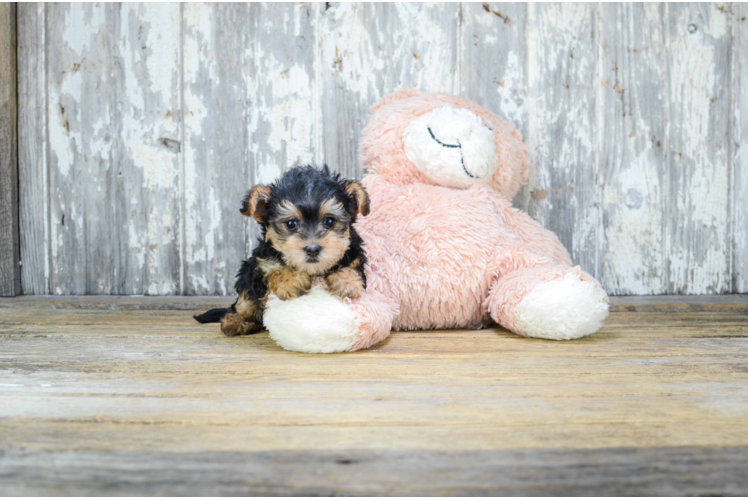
341,90,608,351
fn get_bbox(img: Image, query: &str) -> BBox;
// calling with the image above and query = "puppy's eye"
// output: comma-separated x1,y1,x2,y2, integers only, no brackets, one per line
285,219,298,231
322,217,336,229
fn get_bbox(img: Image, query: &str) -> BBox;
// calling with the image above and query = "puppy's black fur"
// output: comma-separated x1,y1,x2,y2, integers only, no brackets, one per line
195,165,369,337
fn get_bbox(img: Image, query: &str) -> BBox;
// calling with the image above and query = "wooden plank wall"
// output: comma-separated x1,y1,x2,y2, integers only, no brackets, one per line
16,3,747,296
0,2,20,297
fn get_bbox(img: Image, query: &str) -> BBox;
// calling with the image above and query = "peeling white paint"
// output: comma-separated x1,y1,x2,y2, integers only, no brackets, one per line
133,142,178,189
525,3,598,275
22,2,746,295
62,3,105,57
598,3,669,295
115,3,181,294
667,3,731,294
141,4,180,101
182,3,213,294
257,63,315,179
496,51,524,127
49,73,83,178
129,224,145,270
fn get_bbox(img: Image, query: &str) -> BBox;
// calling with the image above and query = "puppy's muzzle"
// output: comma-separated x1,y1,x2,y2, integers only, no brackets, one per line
304,243,322,261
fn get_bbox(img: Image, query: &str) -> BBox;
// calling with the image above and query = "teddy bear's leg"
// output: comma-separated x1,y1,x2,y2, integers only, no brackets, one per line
485,265,609,340
262,285,397,353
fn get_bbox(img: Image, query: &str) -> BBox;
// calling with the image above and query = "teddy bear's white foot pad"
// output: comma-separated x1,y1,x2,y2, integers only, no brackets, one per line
516,273,609,340
263,286,360,353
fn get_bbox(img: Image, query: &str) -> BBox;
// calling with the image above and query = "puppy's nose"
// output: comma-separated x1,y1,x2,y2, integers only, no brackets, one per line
304,244,322,258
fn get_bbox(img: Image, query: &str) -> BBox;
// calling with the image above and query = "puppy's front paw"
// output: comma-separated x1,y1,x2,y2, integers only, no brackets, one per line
326,267,365,300
267,267,312,300
220,313,261,337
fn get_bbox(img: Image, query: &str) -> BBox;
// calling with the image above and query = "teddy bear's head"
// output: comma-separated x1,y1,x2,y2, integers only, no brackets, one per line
360,89,530,199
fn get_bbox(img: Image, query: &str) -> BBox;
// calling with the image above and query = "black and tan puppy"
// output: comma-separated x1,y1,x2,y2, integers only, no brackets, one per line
194,165,370,336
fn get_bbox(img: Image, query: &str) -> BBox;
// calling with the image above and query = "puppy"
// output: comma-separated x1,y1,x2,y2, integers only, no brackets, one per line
194,165,370,337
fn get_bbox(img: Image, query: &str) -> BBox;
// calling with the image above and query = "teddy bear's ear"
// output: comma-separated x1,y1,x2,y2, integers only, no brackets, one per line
344,181,370,217
240,185,272,223
370,88,423,113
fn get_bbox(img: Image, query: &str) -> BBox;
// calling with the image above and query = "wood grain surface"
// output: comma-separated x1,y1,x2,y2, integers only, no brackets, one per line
182,3,250,296
17,4,47,296
599,3,669,295
0,2,19,297
734,3,748,294
14,3,747,296
667,4,732,295
1,299,747,494
2,447,747,496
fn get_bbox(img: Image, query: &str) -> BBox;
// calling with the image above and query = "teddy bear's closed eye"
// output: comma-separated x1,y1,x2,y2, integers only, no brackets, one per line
403,106,498,188
426,126,475,179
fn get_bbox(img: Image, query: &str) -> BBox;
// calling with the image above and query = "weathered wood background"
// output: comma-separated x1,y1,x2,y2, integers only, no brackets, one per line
16,3,748,296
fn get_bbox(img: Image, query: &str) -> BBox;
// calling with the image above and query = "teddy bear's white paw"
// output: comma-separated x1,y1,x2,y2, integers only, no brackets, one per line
263,285,360,353
515,273,609,340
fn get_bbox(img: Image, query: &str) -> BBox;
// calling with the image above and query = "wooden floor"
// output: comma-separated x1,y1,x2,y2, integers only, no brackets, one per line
1,296,747,495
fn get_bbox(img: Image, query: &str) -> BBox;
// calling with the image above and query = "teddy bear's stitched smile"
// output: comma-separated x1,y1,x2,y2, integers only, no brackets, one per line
427,126,475,179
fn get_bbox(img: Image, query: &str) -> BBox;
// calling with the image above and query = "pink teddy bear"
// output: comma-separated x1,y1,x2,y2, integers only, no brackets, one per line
263,90,609,353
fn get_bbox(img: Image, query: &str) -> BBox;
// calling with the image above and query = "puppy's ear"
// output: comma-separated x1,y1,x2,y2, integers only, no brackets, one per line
344,181,370,217
241,185,272,223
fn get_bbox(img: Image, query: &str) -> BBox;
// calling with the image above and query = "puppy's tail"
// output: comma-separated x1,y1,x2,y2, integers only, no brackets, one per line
194,306,232,323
